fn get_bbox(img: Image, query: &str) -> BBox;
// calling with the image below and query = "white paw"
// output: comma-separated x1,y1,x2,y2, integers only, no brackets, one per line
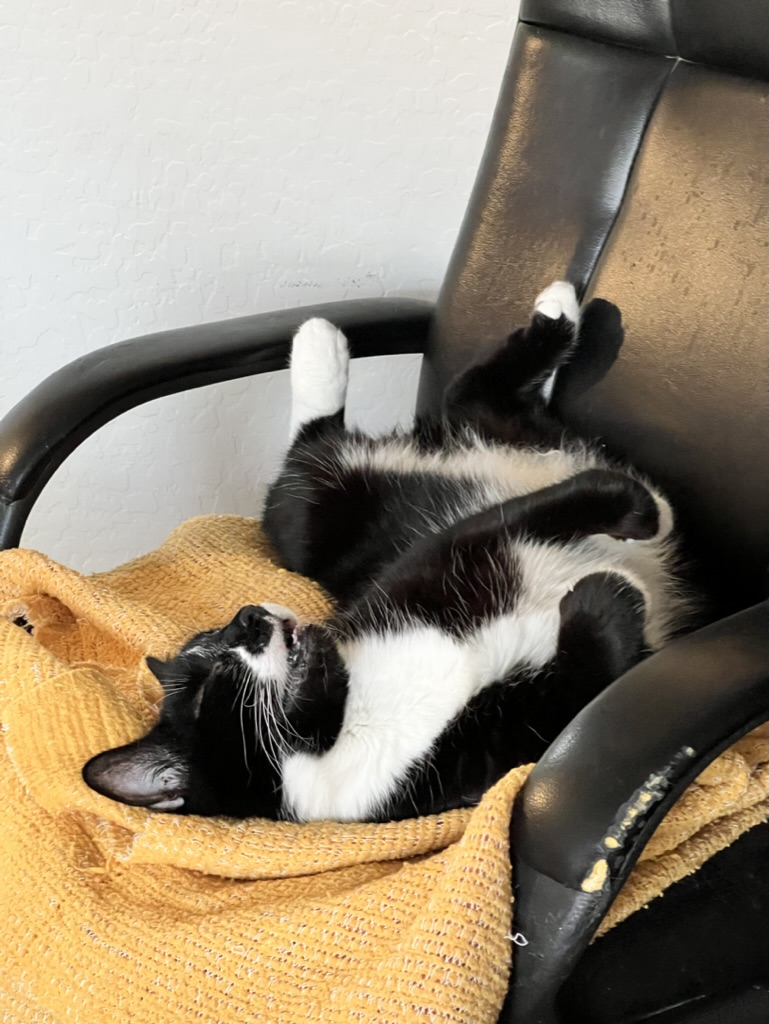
289,318,349,440
534,281,580,326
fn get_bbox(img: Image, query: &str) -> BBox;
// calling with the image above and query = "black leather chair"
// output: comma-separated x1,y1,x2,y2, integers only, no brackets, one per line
1,2,767,1021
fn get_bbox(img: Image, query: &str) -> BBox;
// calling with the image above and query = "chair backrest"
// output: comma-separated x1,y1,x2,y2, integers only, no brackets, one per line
418,0,769,617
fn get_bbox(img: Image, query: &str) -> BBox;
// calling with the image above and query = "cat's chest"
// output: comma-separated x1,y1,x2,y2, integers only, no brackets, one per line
279,610,562,823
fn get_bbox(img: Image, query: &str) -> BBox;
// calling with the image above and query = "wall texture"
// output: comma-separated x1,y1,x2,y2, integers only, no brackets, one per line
1,0,520,571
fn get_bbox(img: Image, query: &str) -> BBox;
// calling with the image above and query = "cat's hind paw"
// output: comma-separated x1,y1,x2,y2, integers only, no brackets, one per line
289,318,350,439
533,281,580,403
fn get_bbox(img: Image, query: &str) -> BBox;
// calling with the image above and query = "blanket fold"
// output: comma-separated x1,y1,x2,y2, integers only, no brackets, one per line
0,516,765,1022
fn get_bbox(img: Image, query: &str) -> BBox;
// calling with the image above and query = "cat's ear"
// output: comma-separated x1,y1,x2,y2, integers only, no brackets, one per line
82,740,188,812
146,656,175,687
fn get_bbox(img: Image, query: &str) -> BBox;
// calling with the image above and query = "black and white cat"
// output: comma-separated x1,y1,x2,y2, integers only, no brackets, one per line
84,282,687,823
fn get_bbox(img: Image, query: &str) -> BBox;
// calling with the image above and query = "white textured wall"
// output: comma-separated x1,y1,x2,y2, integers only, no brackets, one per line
1,0,520,572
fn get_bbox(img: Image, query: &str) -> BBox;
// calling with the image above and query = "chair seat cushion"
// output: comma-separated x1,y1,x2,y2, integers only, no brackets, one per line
0,516,765,1023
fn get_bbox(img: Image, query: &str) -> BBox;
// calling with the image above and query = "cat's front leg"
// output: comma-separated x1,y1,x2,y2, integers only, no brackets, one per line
497,467,670,543
289,318,350,440
439,467,668,548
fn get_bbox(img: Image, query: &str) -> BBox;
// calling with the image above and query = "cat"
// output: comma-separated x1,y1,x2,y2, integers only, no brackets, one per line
83,281,688,823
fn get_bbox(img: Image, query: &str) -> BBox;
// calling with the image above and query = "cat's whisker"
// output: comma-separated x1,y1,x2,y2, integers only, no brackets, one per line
238,677,252,780
257,688,283,777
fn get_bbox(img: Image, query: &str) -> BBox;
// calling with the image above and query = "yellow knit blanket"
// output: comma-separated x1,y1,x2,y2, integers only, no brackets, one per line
0,516,766,1023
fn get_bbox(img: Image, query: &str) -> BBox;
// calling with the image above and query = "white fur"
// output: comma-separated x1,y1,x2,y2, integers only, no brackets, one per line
513,538,682,648
279,530,680,822
540,371,558,405
260,603,299,626
534,281,580,403
534,280,580,325
289,318,349,441
472,609,561,685
281,626,477,822
234,618,291,687
339,434,599,499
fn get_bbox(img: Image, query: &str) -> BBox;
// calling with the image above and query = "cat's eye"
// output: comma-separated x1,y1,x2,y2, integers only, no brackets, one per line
210,661,226,678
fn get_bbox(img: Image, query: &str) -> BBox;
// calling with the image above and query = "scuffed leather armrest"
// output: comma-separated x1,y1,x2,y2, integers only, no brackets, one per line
503,601,769,1024
0,297,433,549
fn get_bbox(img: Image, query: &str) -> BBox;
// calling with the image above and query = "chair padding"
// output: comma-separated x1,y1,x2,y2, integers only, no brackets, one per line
559,62,769,610
521,0,769,81
422,24,768,616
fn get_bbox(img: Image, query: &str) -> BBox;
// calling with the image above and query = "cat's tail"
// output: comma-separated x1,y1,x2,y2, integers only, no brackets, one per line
289,318,350,441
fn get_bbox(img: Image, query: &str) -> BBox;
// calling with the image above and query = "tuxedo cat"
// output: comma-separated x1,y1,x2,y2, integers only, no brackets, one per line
84,282,687,823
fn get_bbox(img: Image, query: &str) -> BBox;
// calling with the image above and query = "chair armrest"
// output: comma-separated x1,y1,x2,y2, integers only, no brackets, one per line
0,297,433,549
503,600,769,1024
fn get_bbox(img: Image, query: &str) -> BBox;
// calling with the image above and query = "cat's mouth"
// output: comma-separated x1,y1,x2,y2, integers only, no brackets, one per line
226,603,313,675
285,622,310,668
281,618,301,651
258,603,302,656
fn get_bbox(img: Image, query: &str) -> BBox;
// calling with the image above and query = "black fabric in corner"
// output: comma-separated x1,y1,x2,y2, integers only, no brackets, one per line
559,821,769,1023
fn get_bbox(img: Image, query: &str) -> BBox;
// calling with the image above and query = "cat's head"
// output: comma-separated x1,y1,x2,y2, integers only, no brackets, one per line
82,604,348,818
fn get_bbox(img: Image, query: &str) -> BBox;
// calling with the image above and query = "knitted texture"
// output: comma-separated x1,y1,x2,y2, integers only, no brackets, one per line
0,515,766,1022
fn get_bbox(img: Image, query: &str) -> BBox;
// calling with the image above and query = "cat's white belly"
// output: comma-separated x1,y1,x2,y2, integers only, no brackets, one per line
515,536,680,650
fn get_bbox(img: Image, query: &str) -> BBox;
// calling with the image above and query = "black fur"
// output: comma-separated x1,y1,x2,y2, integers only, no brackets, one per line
84,287,683,823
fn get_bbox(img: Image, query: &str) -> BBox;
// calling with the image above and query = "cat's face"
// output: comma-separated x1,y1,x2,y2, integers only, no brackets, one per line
82,605,348,818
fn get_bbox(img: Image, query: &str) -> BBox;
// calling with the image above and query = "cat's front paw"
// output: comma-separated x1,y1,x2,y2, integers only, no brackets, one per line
573,469,661,541
534,280,580,325
289,318,350,438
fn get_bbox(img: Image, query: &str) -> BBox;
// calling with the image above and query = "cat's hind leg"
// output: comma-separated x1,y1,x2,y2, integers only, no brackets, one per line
289,318,350,441
535,280,580,402
509,571,650,758
443,280,581,423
